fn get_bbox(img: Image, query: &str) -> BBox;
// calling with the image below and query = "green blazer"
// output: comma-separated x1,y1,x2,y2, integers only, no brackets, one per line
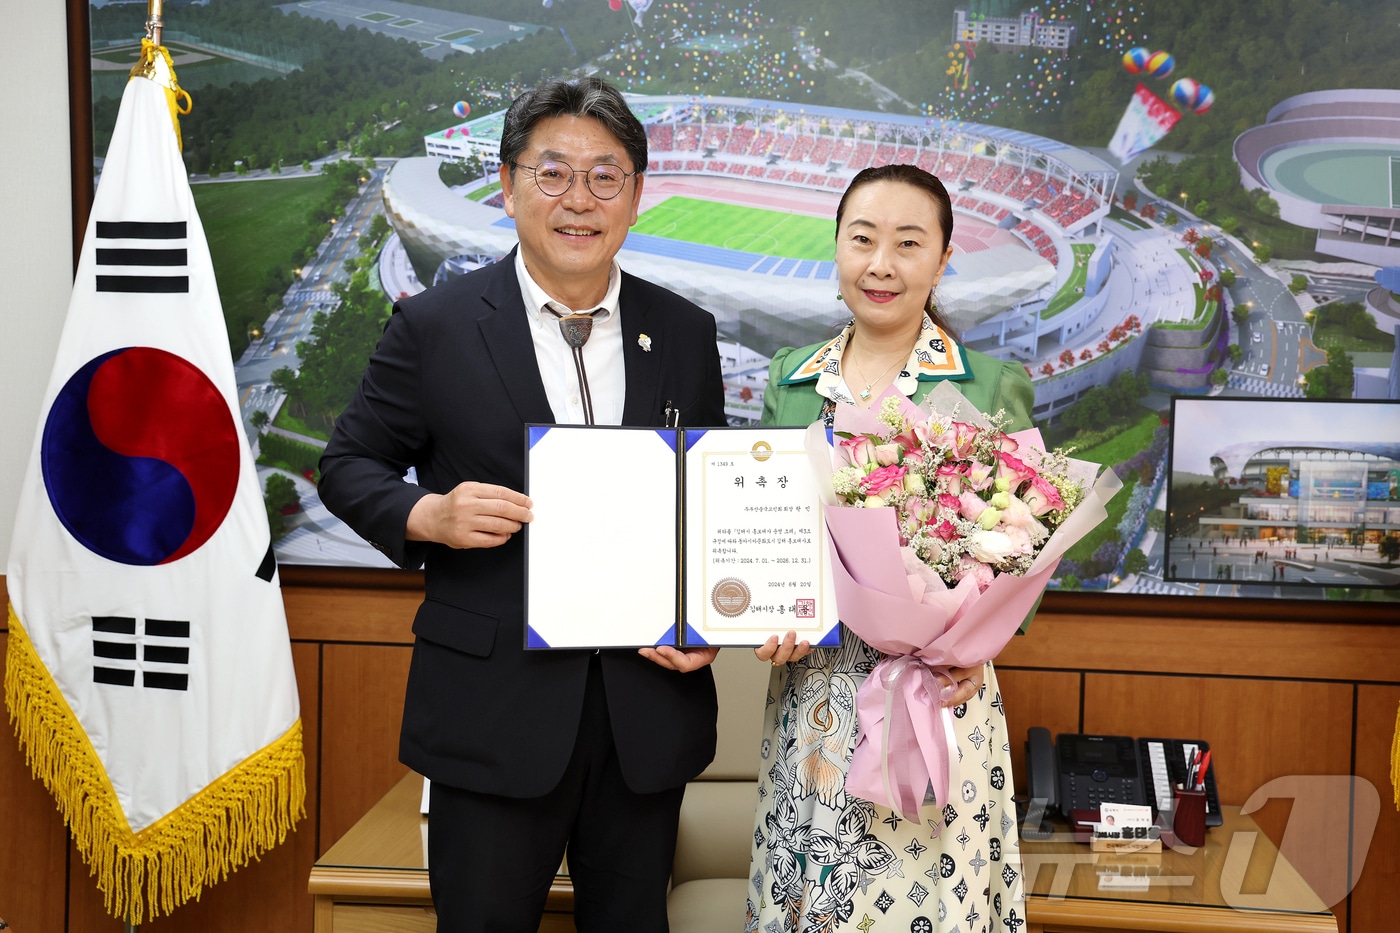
761,337,1041,633
761,341,1035,433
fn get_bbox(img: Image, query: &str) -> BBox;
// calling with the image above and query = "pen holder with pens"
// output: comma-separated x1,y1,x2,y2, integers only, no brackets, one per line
1172,784,1207,847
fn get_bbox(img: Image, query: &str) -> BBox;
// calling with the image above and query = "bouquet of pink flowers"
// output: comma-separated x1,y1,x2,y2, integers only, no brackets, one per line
808,381,1120,823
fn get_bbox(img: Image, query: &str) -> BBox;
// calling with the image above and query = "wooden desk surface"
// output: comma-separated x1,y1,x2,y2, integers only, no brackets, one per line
313,775,1335,933
309,773,573,913
1021,808,1336,933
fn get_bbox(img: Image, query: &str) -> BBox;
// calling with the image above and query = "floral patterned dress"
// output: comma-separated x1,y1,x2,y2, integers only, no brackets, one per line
745,637,1025,933
747,320,1028,933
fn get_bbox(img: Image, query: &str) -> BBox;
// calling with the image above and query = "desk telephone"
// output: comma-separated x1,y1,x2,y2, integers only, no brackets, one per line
1025,728,1220,826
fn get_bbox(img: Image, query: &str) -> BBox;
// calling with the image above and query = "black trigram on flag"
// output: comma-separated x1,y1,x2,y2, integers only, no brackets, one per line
95,220,189,294
92,615,191,691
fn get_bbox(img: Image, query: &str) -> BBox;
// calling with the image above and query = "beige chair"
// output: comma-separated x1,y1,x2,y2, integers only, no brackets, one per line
667,649,772,933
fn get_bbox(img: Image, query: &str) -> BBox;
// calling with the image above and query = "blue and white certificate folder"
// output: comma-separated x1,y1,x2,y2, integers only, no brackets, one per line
524,425,841,649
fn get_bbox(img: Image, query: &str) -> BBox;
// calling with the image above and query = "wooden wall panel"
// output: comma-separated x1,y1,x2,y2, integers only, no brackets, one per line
1350,685,1400,933
1080,672,1361,928
65,851,123,931
0,631,71,933
1082,674,1354,843
1000,613,1400,683
283,586,418,645
995,667,1081,797
319,643,414,850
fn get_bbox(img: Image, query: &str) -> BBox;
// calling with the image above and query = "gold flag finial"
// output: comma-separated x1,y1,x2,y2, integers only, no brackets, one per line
128,0,192,151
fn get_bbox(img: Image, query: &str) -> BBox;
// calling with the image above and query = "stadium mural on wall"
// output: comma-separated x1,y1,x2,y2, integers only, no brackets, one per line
85,0,1400,601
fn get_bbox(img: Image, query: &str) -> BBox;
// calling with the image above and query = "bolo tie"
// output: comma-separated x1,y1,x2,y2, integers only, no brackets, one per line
546,304,603,425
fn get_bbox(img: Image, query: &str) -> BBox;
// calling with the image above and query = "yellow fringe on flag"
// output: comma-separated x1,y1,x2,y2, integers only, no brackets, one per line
1391,700,1400,811
127,38,192,150
5,607,305,924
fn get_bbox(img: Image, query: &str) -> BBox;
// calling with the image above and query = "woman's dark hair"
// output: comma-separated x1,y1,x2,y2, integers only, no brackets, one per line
835,164,957,335
499,77,648,180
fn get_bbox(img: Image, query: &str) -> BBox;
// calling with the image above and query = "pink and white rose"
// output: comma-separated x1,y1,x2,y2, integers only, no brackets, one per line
935,464,965,496
860,465,907,505
839,435,878,471
1021,474,1066,516
996,450,1037,487
873,443,903,466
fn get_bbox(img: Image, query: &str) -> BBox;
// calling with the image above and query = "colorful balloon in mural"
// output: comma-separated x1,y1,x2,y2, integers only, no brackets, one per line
1122,47,1150,74
452,101,471,119
1169,78,1217,113
1170,78,1200,109
1146,50,1175,78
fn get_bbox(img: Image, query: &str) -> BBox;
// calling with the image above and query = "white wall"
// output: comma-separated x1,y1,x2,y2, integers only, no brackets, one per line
4,6,73,568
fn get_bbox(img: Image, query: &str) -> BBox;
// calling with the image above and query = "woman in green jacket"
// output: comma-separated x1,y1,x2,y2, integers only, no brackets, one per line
746,164,1034,933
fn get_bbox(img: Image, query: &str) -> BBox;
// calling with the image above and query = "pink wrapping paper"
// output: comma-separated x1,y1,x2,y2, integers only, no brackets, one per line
818,383,1121,822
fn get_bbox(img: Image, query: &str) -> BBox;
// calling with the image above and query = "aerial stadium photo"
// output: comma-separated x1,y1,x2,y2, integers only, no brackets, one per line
85,0,1400,601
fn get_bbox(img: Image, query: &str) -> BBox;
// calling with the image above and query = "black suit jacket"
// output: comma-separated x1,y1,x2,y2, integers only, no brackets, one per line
319,251,723,797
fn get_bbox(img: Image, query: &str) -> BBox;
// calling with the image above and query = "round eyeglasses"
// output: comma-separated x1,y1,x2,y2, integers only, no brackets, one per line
514,160,637,200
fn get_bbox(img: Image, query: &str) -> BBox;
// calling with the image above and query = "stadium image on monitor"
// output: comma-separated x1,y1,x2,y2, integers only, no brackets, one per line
1164,397,1400,595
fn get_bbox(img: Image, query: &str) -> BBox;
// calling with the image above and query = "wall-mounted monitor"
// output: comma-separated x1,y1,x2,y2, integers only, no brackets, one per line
1165,397,1400,599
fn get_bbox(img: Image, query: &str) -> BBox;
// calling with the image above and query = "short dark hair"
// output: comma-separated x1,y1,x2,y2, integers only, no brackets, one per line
835,164,957,334
499,77,648,179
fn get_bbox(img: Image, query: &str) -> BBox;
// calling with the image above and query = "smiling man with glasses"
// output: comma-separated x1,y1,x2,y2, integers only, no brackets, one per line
319,77,725,933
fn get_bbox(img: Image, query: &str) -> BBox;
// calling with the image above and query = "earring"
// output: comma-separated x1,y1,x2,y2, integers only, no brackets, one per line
836,292,843,301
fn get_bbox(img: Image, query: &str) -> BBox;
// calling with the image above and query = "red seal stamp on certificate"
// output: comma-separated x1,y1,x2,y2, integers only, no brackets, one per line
710,577,752,618
795,598,815,618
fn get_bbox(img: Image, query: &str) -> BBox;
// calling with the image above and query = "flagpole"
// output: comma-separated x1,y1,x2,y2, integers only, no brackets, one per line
145,0,164,47
129,0,157,906
132,0,157,901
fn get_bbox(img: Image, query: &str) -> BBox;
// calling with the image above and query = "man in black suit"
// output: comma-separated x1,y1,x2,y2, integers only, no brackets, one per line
319,77,724,932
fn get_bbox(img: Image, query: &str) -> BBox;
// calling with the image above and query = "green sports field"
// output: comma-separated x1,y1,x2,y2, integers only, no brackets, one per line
1041,243,1097,318
1261,142,1399,208
633,196,833,260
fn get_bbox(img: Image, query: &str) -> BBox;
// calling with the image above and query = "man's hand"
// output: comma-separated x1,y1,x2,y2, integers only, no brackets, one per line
406,482,533,549
754,631,812,666
637,645,720,672
940,663,985,708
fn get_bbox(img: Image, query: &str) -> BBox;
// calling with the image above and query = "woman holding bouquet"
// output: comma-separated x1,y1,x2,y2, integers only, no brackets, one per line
747,164,1035,933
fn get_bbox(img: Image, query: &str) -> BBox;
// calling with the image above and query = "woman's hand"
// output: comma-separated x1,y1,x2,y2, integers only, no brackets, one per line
755,631,812,666
638,645,720,672
940,663,985,707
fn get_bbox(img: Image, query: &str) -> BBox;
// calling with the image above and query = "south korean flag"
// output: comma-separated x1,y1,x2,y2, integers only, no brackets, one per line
5,72,303,924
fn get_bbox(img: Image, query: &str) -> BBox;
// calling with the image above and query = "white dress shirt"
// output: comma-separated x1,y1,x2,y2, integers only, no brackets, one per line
514,251,626,425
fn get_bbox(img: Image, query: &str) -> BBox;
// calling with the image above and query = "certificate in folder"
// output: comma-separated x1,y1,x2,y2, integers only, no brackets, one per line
524,425,840,649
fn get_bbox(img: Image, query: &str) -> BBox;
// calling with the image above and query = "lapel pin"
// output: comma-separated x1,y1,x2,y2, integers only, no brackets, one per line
638,333,652,352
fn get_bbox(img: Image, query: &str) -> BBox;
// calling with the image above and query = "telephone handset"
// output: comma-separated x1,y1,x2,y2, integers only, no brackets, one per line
1025,728,1221,826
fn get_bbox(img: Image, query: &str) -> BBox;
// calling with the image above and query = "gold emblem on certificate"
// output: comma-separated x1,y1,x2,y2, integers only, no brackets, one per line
710,577,752,617
749,440,773,462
